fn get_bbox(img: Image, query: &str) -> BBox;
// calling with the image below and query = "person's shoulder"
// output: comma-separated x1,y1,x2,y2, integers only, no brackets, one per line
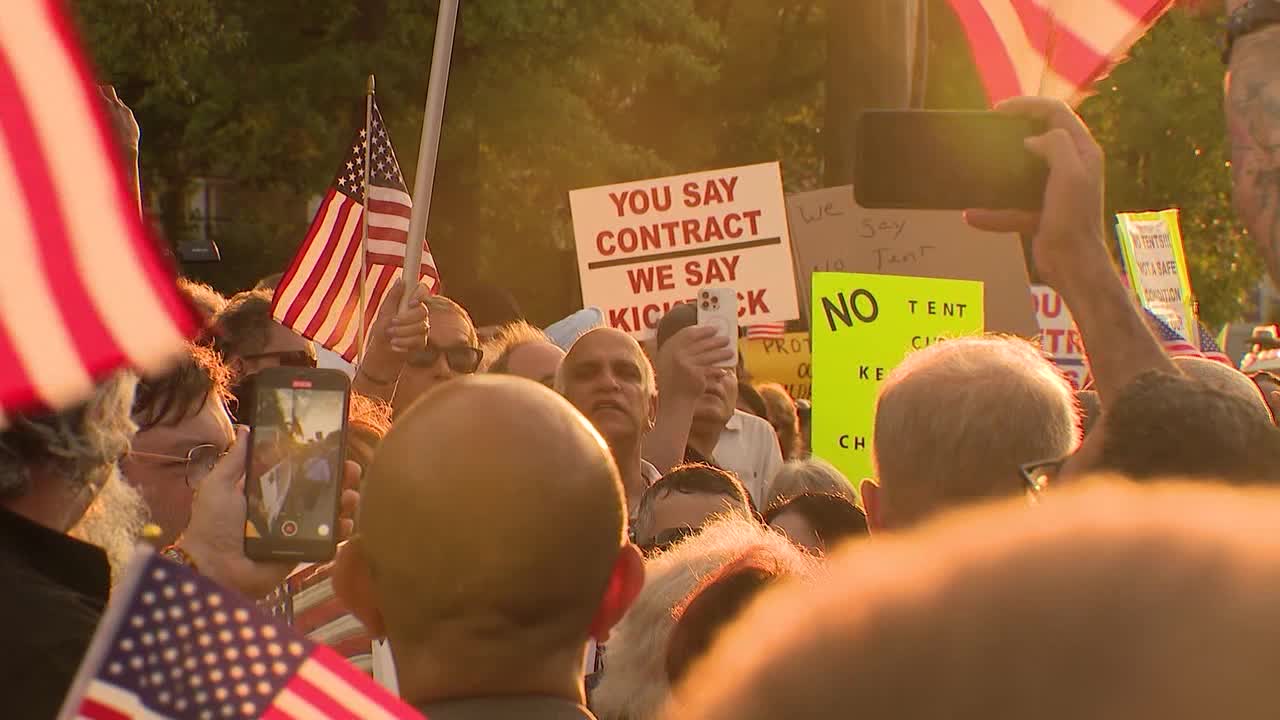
735,409,776,437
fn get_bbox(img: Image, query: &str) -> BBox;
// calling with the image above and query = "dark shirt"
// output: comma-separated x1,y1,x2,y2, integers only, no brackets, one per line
0,505,110,719
418,695,597,720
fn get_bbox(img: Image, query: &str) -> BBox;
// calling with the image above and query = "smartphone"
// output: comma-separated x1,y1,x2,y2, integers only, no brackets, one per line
244,367,350,563
697,287,739,368
854,110,1048,211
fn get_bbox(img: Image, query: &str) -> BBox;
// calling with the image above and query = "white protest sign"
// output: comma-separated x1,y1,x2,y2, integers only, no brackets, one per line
1031,284,1089,390
569,162,800,339
1116,209,1197,348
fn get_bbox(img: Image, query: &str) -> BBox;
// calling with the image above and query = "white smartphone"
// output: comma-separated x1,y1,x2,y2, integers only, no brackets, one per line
697,287,739,368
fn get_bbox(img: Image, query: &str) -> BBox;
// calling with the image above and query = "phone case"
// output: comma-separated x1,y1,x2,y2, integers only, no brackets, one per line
697,288,739,368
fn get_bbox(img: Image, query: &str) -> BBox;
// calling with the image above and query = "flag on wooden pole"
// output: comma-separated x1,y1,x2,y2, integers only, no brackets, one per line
0,0,197,427
946,0,1176,106
271,94,441,363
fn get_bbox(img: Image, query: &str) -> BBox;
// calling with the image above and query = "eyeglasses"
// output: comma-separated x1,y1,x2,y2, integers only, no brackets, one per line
128,444,228,488
406,344,483,373
1019,456,1069,497
239,350,317,368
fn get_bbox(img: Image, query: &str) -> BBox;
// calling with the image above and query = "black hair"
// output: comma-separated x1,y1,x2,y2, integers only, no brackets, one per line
764,492,868,546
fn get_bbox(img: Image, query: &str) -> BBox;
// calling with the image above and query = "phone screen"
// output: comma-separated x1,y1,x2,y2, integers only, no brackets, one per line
855,110,1047,211
244,369,348,560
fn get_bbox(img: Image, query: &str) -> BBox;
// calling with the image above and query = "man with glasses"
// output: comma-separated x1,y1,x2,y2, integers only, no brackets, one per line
121,342,236,546
209,288,318,385
632,464,754,555
351,281,484,415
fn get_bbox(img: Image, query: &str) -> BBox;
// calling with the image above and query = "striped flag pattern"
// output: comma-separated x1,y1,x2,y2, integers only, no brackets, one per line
0,0,197,427
745,322,786,340
59,551,421,720
1142,308,1232,367
271,99,439,363
946,0,1176,106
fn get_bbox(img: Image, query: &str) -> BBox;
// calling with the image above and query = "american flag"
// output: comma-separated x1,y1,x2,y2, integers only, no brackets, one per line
946,0,1175,106
59,551,421,720
745,322,786,340
0,0,196,427
271,98,440,363
1142,307,1232,366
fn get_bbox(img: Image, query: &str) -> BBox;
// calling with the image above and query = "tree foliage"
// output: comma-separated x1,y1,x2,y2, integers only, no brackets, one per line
72,1,1255,327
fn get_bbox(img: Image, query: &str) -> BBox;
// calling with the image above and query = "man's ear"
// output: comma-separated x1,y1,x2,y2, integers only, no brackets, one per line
332,536,387,638
588,543,646,643
860,479,884,534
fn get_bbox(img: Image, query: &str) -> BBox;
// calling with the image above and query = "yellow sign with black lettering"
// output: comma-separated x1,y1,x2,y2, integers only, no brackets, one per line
811,272,984,493
740,332,811,401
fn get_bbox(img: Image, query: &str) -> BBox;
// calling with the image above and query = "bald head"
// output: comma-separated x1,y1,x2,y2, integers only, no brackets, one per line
359,375,626,668
672,480,1280,720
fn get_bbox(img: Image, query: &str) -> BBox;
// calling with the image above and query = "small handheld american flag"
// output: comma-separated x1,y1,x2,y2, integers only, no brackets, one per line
58,550,421,720
271,95,440,363
1142,307,1232,366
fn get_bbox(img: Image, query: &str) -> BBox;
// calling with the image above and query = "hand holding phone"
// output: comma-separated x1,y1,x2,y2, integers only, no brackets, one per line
244,367,351,563
697,288,739,368
855,110,1048,211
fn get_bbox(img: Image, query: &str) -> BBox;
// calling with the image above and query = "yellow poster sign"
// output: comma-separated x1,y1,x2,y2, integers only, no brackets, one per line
1115,209,1197,346
811,272,984,492
740,332,811,400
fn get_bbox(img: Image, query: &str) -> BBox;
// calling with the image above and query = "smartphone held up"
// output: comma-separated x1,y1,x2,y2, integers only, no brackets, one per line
697,287,739,368
243,367,350,563
854,110,1048,211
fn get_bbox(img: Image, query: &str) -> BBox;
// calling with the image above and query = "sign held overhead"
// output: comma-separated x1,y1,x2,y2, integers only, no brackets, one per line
570,162,801,339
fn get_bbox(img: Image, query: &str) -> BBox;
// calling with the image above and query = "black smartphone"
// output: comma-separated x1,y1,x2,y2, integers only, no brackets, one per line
854,110,1048,211
243,367,350,563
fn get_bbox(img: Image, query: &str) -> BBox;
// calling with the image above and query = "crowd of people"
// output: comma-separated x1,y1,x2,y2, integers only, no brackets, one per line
7,77,1280,719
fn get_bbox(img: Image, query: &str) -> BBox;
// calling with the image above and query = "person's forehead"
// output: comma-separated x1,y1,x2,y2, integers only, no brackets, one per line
262,321,312,353
135,393,234,452
651,490,733,527
430,309,474,346
567,330,642,367
509,341,565,371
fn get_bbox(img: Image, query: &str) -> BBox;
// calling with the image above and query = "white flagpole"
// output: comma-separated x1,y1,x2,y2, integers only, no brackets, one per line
401,0,460,310
357,74,375,364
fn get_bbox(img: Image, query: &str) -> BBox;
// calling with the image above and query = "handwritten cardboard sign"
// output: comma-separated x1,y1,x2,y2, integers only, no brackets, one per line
740,332,811,400
811,272,984,491
569,162,800,340
785,186,1033,337
1115,209,1197,347
1031,284,1089,390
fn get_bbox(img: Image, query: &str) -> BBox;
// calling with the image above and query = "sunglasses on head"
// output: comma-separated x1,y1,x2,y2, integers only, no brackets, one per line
241,350,316,368
406,344,483,373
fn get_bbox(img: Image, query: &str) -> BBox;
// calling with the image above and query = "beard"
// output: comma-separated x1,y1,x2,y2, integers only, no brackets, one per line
69,465,150,586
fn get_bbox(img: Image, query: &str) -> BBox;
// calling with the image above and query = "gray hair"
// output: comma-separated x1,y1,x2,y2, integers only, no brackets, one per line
481,320,554,374
873,335,1079,528
0,372,138,501
763,458,858,510
1173,356,1273,424
592,516,820,720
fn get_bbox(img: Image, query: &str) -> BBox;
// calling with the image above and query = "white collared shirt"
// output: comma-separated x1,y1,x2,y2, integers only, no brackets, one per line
713,410,783,506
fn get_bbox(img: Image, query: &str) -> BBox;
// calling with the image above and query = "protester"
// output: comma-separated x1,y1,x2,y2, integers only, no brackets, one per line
177,277,227,322
209,288,317,384
668,481,1280,720
1248,369,1280,424
394,297,481,414
764,492,867,555
120,342,235,546
1054,370,1280,485
762,457,857,509
1173,355,1273,423
665,544,819,687
482,320,566,386
632,464,755,553
593,516,815,720
448,280,525,344
647,304,781,503
864,336,1079,530
757,383,803,459
333,376,644,718
557,328,663,514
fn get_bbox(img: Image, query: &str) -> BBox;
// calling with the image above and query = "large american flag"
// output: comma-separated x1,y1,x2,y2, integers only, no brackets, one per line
271,99,440,363
59,551,421,720
1142,307,1232,366
946,0,1176,106
0,0,196,427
